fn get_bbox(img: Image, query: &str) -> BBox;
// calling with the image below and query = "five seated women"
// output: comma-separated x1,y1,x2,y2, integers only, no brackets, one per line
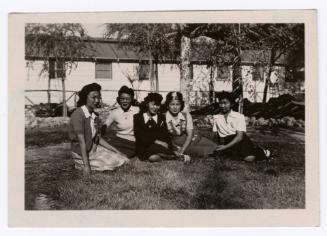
69,84,270,174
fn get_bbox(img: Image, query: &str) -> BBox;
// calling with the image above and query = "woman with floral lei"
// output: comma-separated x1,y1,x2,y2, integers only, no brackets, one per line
164,92,218,159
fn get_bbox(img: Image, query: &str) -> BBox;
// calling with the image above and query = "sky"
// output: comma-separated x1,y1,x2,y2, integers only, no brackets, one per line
83,23,107,37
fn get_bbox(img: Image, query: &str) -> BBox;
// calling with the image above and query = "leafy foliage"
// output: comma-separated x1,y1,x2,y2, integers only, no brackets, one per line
104,23,179,63
25,23,91,75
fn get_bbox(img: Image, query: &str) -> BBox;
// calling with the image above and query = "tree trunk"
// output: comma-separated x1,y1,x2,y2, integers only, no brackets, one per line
47,78,51,104
155,63,159,92
232,55,243,113
62,76,67,117
209,66,215,103
232,24,243,113
180,35,192,109
149,57,155,92
263,49,275,103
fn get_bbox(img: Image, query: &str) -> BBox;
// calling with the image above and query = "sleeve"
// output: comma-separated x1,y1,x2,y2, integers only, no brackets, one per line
70,110,84,135
185,112,194,130
212,116,218,132
105,110,115,127
236,114,247,132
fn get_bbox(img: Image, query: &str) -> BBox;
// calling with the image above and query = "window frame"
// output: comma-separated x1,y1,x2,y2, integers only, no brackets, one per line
95,61,113,80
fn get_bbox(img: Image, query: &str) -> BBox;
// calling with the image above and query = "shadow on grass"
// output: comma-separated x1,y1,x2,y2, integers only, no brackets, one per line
190,159,251,209
25,151,78,210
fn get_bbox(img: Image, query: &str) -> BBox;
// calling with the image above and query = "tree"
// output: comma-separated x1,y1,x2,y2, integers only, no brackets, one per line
179,24,242,109
104,24,178,92
25,23,90,117
242,24,304,103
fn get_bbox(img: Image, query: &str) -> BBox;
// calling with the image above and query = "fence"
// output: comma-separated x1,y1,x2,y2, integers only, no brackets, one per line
25,88,301,111
24,89,216,110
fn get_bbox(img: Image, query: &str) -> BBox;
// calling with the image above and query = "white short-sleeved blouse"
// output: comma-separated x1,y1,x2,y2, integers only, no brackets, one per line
212,110,246,137
105,106,139,141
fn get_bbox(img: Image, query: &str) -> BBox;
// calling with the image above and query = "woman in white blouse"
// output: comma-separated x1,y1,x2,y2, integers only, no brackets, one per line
104,86,139,158
164,92,218,158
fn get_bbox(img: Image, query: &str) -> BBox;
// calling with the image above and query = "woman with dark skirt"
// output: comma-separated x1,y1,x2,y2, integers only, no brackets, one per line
213,91,270,162
104,86,139,158
133,93,175,162
69,83,129,175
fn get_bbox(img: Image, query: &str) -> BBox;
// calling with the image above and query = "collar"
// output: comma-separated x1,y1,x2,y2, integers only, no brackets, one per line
166,112,185,123
117,105,138,113
81,105,97,120
143,112,158,123
219,110,238,118
228,110,239,118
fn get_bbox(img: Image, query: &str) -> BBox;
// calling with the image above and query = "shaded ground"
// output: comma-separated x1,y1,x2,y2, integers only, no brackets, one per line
25,128,305,210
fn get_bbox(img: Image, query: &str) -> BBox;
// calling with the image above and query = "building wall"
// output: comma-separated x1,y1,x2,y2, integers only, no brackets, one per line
191,64,287,103
25,60,288,106
25,61,180,106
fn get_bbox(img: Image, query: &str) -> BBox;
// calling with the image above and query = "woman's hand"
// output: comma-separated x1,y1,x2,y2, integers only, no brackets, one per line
173,150,183,157
216,145,227,152
155,140,169,149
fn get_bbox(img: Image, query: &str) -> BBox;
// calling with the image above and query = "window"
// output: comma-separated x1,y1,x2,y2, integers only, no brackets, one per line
95,62,112,80
216,65,231,81
49,60,65,78
138,62,150,80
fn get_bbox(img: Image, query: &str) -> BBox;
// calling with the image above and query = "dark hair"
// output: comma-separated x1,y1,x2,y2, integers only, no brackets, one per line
116,86,135,105
164,91,185,111
218,91,234,104
77,83,102,107
139,93,163,113
144,93,163,105
118,85,134,98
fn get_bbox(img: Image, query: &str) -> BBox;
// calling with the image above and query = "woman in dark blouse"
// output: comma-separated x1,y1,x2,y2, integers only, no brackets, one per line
133,93,175,162
69,83,129,175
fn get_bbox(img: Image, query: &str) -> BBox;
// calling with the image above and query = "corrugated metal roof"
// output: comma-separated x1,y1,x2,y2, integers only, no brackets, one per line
26,38,287,64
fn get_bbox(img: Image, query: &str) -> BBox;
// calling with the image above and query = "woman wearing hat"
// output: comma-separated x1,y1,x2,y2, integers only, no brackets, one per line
164,92,218,158
69,83,129,175
133,93,175,162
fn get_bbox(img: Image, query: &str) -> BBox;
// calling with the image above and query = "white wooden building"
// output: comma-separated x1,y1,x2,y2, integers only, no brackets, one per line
25,39,303,107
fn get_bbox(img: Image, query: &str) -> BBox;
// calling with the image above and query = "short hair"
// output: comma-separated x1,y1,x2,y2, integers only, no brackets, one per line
118,85,134,98
77,83,102,107
164,91,185,111
144,93,163,105
139,93,163,113
218,91,234,103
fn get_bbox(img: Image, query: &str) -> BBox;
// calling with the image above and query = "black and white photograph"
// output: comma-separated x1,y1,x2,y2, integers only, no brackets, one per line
7,10,319,227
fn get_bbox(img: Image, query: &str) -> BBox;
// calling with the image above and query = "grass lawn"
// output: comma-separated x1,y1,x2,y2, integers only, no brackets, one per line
25,127,305,210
